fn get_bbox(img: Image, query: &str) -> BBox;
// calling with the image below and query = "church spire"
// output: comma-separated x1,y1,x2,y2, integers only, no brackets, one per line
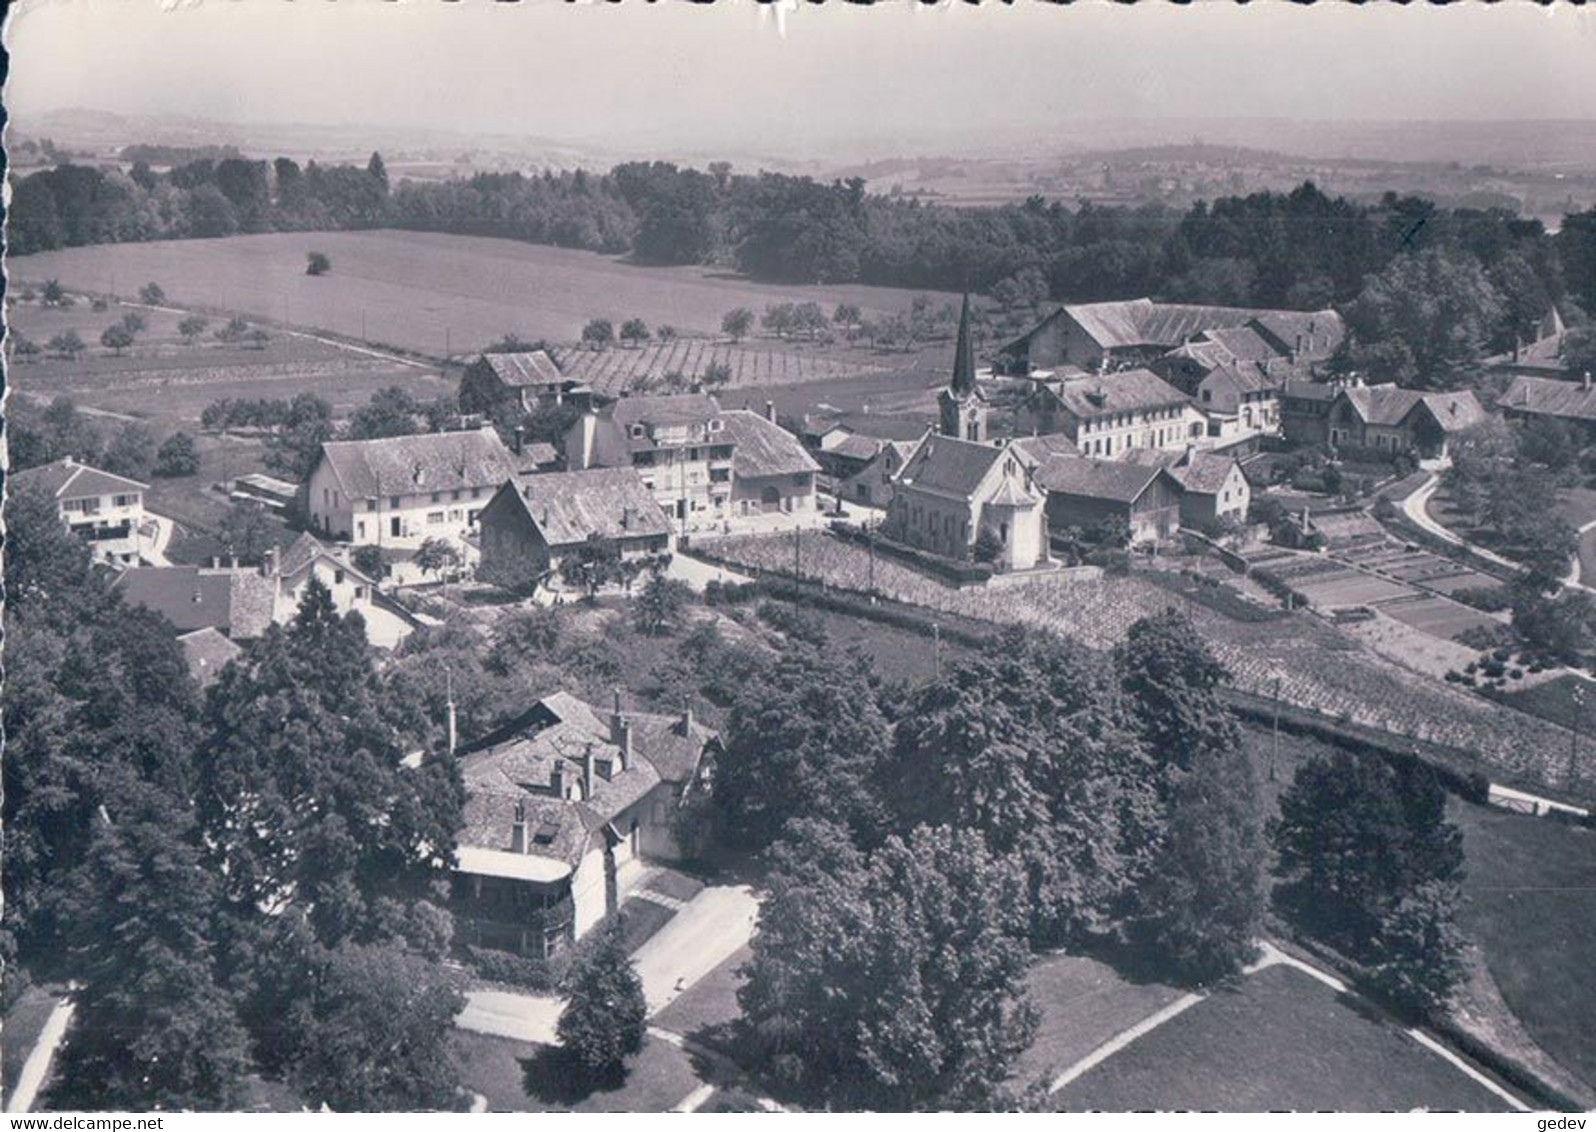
950,292,977,396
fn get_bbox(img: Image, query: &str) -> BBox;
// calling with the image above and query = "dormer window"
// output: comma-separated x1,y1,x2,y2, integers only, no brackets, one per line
630,424,647,440
708,418,723,433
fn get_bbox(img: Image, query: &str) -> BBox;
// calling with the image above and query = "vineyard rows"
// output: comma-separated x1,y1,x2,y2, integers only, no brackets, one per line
709,531,1590,793
550,340,889,395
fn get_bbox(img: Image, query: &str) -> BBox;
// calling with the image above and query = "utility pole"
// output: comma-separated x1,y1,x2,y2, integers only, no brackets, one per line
794,524,802,577
1571,684,1584,788
1270,674,1283,783
867,529,876,594
933,621,942,680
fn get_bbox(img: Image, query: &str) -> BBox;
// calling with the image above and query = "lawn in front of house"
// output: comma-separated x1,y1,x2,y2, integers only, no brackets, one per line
1011,952,1187,1092
1056,964,1513,1112
452,1029,702,1113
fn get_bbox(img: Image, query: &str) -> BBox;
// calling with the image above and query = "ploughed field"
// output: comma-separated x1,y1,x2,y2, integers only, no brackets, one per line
12,229,958,358
549,338,899,396
702,531,1592,795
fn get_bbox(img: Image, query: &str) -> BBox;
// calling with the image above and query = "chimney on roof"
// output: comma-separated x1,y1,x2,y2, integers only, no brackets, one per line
550,761,566,800
679,701,693,736
1585,371,1593,394
412,461,426,486
582,743,596,800
764,399,776,424
260,546,278,579
511,800,527,854
512,425,525,457
616,719,632,771
228,556,239,571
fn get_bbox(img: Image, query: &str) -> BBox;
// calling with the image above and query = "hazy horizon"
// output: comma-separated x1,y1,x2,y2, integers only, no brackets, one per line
8,0,1596,163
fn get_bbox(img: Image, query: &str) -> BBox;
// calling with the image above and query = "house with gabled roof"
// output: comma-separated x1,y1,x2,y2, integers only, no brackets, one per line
303,426,521,550
458,350,592,420
1280,378,1484,459
1157,325,1294,439
1498,371,1596,432
565,393,734,530
1015,368,1202,458
842,435,929,508
12,457,150,565
1032,454,1185,546
451,690,718,956
883,435,1048,570
477,468,673,594
999,298,1343,375
720,408,820,517
113,563,278,640
1118,447,1251,530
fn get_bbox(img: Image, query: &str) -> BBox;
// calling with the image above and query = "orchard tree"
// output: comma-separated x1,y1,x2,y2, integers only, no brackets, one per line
413,537,462,584
138,281,166,305
722,307,755,342
102,422,159,481
42,278,67,306
178,315,209,343
557,921,647,1080
306,251,332,276
121,310,148,334
11,334,42,363
155,432,202,478
100,324,135,356
619,318,651,347
48,330,86,358
581,318,615,350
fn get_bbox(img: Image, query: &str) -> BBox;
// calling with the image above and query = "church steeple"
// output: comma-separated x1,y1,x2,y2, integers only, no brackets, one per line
939,293,987,442
950,292,978,396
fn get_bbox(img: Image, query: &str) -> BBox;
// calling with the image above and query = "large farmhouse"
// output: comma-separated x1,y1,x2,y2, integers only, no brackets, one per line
565,394,732,529
303,426,521,548
451,690,717,957
1000,299,1344,375
1498,372,1596,433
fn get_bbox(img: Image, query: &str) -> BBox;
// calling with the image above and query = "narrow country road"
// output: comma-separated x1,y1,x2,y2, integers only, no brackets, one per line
5,997,74,1114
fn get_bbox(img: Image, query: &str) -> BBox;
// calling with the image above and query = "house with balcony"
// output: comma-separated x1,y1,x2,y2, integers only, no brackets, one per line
564,394,735,531
452,690,717,957
303,426,522,553
476,468,673,594
13,457,149,565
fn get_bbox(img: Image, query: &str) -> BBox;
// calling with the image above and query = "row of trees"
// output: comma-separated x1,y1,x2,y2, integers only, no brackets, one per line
3,489,467,1110
16,153,1596,349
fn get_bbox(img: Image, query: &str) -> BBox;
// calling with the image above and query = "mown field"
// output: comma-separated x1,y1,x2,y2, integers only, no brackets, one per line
11,230,960,358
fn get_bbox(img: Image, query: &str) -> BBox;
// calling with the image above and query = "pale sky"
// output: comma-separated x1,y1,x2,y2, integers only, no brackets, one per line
7,0,1596,157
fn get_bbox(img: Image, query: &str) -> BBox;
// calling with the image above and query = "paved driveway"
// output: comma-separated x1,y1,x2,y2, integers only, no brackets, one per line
456,883,760,1040
633,885,758,1016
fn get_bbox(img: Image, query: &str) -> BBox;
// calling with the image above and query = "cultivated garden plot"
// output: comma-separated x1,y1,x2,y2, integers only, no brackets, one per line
13,230,957,358
1379,594,1501,641
549,338,895,396
705,531,1592,793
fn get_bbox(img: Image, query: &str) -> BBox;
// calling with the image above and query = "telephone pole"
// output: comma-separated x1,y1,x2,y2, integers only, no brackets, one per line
1270,674,1283,783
